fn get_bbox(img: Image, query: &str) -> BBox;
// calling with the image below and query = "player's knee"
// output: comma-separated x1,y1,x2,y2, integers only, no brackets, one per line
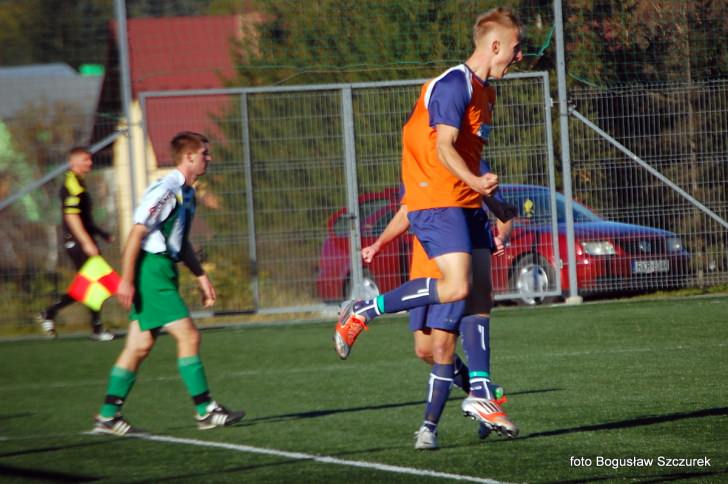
414,345,433,363
438,280,470,303
431,342,455,363
128,338,153,359
185,328,201,348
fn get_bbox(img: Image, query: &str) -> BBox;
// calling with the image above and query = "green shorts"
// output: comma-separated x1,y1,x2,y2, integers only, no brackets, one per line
130,252,190,331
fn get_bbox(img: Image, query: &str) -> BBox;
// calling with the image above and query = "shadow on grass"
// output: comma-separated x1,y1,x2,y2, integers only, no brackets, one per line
158,387,561,432
142,457,324,483
0,440,116,482
518,406,728,440
633,468,728,483
545,467,728,484
126,443,430,483
0,464,99,482
241,387,562,426
0,412,33,422
0,438,117,459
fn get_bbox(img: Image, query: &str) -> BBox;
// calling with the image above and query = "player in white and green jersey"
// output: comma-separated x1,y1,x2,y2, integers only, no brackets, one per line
91,132,244,436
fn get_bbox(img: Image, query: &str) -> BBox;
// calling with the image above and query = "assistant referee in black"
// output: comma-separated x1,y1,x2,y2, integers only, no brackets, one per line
38,146,114,341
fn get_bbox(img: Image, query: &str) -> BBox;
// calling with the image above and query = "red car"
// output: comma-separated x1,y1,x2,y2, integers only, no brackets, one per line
316,184,691,305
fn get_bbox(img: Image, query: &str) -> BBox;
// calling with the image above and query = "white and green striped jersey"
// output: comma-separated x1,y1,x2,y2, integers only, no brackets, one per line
133,169,196,260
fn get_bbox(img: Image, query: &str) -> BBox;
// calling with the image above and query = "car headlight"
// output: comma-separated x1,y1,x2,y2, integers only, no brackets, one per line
581,241,616,256
666,237,684,252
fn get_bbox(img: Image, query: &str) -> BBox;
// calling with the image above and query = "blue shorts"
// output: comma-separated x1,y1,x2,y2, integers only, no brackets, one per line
408,300,466,333
408,207,493,258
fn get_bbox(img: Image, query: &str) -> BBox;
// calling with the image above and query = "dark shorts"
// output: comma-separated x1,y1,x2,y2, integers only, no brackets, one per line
408,299,466,333
407,207,493,258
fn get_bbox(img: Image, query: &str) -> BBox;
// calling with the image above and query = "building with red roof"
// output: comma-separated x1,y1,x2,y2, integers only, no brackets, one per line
92,13,262,237
94,13,261,167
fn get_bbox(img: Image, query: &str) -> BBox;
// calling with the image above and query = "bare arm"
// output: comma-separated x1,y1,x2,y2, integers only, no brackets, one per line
492,219,513,257
64,213,99,256
115,224,148,310
435,124,499,196
362,204,410,264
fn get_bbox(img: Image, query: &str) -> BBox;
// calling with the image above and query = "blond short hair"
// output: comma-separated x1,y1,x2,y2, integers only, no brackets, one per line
473,7,522,45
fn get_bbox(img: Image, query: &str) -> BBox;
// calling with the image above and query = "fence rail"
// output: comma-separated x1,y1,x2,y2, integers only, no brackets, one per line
1,0,727,333
135,73,561,316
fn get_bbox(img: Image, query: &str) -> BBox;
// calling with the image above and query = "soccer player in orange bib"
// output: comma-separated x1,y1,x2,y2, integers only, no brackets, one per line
362,161,517,449
334,8,523,359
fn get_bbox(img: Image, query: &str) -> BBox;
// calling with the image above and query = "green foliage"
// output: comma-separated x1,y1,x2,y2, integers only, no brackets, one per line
230,0,553,86
564,0,728,86
569,80,728,279
0,102,88,275
0,0,111,67
2,0,726,317
0,0,217,67
126,0,213,17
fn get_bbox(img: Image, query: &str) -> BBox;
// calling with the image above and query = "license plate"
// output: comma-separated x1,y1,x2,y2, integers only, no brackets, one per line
632,259,669,274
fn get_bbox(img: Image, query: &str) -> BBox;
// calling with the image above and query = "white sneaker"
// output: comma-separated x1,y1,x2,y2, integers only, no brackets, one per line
91,414,144,437
196,402,245,430
37,313,57,339
90,330,114,342
414,425,438,450
461,396,519,438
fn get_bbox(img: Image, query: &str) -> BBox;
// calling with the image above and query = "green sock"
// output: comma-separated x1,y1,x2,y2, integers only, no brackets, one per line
99,366,136,418
178,355,211,416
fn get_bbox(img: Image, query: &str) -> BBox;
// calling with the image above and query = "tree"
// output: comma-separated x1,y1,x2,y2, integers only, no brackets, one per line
0,0,111,68
226,0,554,86
0,0,220,68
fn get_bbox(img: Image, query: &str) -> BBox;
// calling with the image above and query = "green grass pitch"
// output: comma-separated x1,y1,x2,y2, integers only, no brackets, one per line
0,296,726,483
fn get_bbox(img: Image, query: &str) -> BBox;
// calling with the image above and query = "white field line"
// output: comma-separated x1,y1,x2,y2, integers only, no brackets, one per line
1,342,724,392
1,431,511,482
129,432,510,484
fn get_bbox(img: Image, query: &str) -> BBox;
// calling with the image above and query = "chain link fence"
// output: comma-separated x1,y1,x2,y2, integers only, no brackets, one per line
139,72,558,315
569,80,728,292
0,0,726,334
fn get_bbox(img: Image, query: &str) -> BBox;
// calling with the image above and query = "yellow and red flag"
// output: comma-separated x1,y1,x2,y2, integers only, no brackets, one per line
67,256,121,311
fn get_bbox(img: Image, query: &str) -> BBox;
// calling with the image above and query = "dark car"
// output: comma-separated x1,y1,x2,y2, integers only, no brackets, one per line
316,184,691,305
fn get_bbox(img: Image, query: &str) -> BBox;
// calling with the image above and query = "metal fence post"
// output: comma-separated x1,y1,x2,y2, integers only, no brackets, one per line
135,75,571,313
139,94,150,191
541,71,563,297
114,0,137,212
341,86,364,300
553,0,582,304
240,93,260,310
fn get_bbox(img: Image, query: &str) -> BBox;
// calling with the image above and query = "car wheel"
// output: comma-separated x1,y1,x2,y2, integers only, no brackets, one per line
510,254,556,306
343,270,380,301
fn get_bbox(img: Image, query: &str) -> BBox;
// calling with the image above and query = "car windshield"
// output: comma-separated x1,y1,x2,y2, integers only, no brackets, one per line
502,188,601,224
